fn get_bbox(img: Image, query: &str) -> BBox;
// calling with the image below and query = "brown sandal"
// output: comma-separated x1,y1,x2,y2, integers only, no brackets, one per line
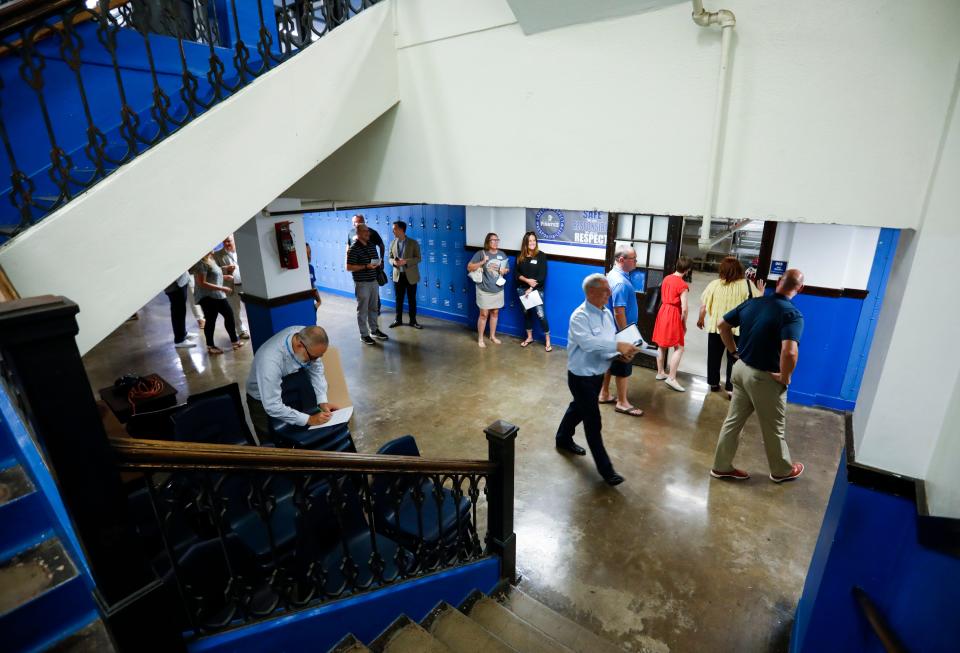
207,346,224,355
232,341,245,351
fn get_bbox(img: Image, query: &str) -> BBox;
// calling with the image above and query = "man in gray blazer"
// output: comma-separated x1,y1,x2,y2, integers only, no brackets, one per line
388,220,422,329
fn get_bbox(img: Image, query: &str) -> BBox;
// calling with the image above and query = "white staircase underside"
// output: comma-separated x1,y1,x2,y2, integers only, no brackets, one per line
0,1,398,354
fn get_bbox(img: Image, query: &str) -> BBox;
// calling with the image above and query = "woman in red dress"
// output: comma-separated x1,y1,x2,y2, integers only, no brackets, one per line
652,256,693,392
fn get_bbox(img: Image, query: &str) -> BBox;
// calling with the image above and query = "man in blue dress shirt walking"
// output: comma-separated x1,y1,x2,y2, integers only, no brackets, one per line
556,274,641,486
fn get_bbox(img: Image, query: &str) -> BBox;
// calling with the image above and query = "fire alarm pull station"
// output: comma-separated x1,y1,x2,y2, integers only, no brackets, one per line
275,221,299,269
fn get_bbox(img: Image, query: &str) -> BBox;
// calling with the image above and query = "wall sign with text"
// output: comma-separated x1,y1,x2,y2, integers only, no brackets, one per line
526,208,607,248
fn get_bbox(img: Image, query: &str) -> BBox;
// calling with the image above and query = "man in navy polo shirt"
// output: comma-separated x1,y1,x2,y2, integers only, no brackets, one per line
710,269,806,483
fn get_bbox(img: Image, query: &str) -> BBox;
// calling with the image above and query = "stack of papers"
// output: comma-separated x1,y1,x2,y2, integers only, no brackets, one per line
308,406,353,429
519,290,543,310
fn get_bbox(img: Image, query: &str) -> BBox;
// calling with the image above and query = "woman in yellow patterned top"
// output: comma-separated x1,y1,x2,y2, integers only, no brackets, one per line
697,257,764,393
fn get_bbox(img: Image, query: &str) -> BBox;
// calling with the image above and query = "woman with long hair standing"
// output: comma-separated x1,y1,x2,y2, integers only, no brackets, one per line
697,256,764,393
515,231,552,352
192,251,244,355
467,232,509,348
652,256,693,392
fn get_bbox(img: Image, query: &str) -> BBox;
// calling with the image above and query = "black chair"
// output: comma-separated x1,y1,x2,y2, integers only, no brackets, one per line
296,478,409,595
172,395,250,446
370,436,471,557
268,369,356,451
125,403,186,440
186,382,255,445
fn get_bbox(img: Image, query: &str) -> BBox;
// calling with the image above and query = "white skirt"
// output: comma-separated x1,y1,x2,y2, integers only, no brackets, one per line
476,288,504,310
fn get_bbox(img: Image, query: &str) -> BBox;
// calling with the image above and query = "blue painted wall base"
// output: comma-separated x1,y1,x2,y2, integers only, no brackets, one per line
189,557,500,653
245,298,318,352
791,452,960,652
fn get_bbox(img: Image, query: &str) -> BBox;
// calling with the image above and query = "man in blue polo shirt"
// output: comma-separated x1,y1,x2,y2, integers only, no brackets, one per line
711,269,806,483
598,244,644,417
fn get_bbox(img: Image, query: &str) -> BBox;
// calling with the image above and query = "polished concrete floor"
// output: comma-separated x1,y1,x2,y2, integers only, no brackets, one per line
83,292,845,653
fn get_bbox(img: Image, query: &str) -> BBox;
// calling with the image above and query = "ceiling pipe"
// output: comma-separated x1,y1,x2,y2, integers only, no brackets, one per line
691,0,736,251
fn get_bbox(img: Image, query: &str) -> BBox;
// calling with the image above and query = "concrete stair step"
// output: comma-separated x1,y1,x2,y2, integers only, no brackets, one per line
47,617,116,653
498,586,626,653
0,537,97,652
0,461,48,560
329,633,371,653
370,615,452,653
422,602,516,653
463,592,573,653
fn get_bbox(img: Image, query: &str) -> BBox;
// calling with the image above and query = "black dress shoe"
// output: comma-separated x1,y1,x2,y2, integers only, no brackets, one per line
556,442,586,456
389,320,403,328
372,330,389,340
410,322,423,329
604,473,625,486
710,385,721,392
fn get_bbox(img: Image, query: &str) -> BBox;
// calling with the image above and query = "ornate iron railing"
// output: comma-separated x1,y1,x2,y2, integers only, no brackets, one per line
0,0,380,241
111,426,518,638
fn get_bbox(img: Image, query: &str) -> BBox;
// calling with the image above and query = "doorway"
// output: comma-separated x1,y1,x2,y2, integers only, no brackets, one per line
677,217,766,378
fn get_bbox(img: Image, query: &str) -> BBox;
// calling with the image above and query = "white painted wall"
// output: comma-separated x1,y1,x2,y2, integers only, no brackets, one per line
854,61,960,502
0,3,399,354
769,223,879,289
287,0,960,231
465,206,606,260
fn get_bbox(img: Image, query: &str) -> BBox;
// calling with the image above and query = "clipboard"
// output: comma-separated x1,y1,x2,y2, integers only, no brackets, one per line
616,323,643,346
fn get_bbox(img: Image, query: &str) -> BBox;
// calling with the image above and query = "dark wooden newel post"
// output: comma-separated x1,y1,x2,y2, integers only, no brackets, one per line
485,419,518,586
0,296,184,652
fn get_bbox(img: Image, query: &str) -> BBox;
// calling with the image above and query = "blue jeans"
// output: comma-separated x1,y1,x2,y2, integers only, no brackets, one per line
517,288,549,333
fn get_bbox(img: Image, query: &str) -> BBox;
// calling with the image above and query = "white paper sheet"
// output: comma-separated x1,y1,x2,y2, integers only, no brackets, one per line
519,290,543,310
308,406,353,429
616,323,643,346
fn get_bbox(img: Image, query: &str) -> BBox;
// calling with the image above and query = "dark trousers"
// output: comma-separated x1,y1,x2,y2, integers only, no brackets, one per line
394,274,417,322
199,297,238,347
518,288,549,333
707,332,738,387
165,285,188,343
556,372,613,478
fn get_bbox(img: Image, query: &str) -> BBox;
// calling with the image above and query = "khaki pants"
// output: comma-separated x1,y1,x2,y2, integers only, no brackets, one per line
712,361,793,477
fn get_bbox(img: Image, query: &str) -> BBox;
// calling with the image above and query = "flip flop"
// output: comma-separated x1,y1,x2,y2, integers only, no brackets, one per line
544,345,553,352
207,346,224,356
232,341,245,351
520,339,533,348
598,398,616,404
615,406,644,417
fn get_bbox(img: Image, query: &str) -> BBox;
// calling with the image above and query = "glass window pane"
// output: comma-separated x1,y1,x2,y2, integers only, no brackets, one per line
651,216,669,242
634,215,651,241
632,242,649,264
647,269,664,291
649,243,666,268
617,215,634,240
615,240,632,257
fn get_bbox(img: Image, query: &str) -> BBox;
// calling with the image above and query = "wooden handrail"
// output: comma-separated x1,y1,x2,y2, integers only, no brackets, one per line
0,0,78,36
0,0,130,54
110,437,496,475
0,265,20,302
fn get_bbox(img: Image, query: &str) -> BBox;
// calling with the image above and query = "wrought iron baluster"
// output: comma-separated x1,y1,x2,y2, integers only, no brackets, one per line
385,475,414,577
96,3,141,162
128,0,174,140
468,474,484,557
357,473,388,586
197,472,245,627
451,474,466,562
431,473,446,569
327,476,359,595
18,22,73,211
289,472,324,606
410,472,428,571
144,473,202,635
0,74,38,235
274,0,295,55
58,8,109,186
246,472,283,617
253,0,278,71
227,0,251,85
